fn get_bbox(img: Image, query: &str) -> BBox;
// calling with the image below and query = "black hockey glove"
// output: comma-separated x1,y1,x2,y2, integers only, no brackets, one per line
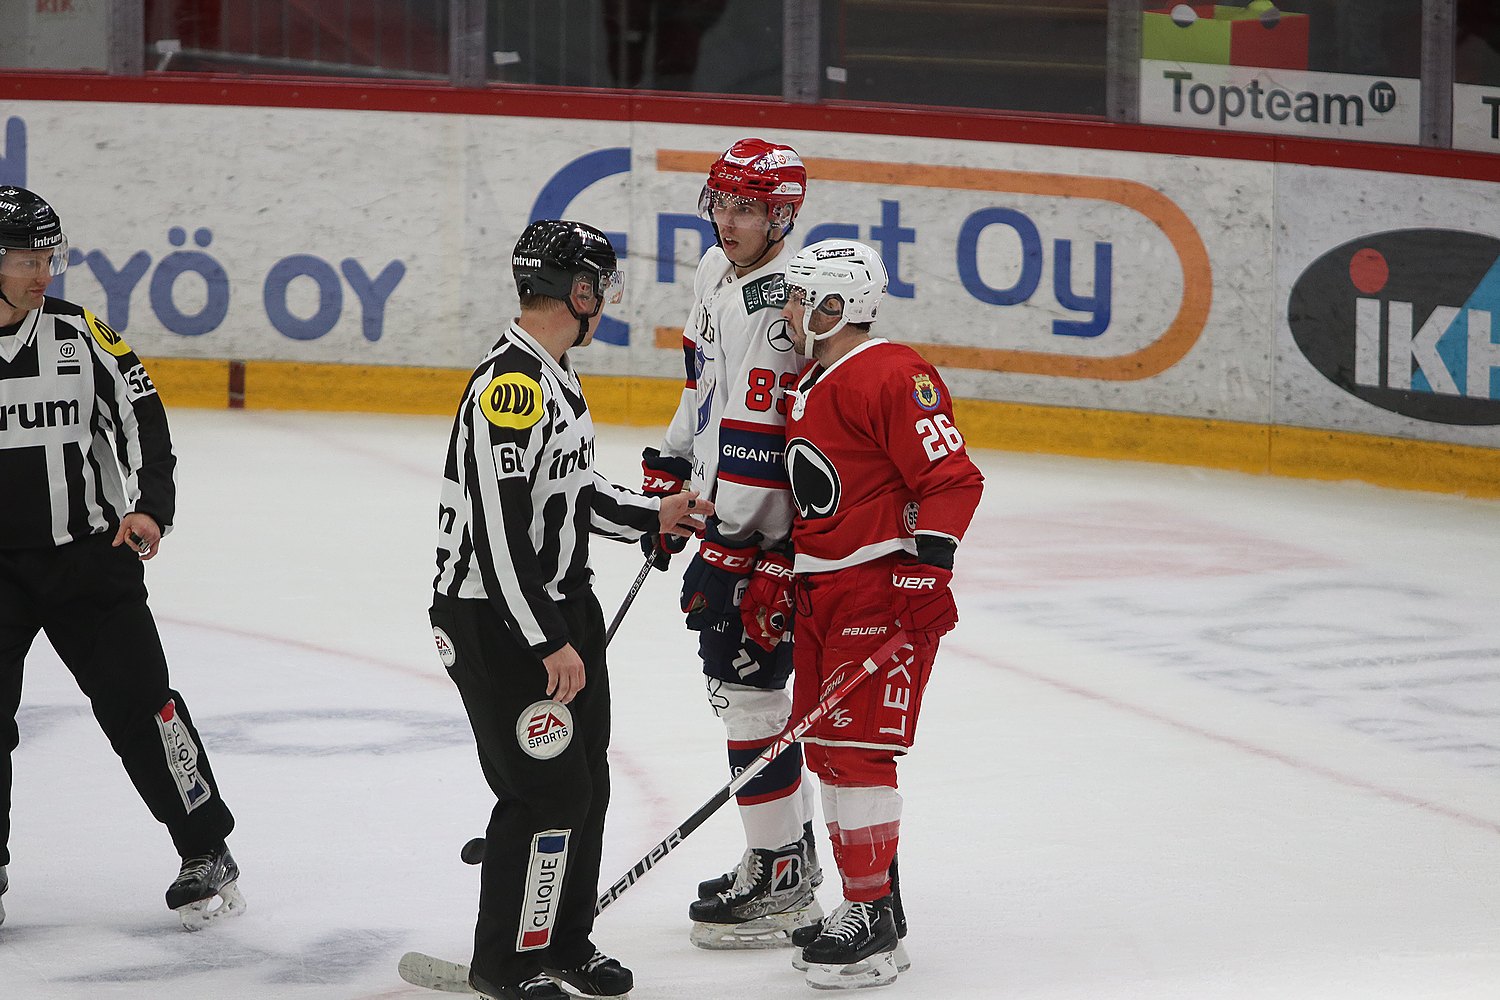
680,523,760,632
641,447,694,571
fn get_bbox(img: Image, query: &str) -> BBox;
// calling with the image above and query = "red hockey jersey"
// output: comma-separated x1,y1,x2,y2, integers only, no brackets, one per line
785,339,984,572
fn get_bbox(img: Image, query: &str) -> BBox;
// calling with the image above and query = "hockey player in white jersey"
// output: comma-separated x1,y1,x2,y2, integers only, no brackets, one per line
640,138,823,949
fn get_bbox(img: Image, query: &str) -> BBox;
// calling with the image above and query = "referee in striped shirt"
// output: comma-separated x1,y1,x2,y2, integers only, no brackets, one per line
430,220,711,1000
0,187,240,929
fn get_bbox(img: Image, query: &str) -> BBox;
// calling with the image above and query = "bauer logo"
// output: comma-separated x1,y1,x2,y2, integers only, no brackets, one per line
516,700,574,759
1288,230,1500,424
516,829,571,951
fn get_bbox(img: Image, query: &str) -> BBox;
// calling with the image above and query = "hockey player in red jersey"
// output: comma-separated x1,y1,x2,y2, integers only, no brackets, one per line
640,138,824,949
779,239,984,989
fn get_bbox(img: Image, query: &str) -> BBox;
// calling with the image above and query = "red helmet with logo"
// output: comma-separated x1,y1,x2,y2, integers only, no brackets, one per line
699,137,806,238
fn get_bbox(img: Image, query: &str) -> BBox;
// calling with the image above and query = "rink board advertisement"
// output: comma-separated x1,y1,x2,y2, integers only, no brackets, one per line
2,91,1497,485
1,100,1271,424
1275,164,1500,450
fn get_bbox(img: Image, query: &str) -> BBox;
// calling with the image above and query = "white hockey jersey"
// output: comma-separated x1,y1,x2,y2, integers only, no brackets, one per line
658,245,802,546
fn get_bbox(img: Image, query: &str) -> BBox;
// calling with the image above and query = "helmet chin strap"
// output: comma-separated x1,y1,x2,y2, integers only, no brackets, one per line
713,218,791,273
797,313,848,359
566,293,603,347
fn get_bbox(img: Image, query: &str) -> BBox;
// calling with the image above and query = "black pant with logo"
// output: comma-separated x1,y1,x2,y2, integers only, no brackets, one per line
430,589,612,989
0,533,235,870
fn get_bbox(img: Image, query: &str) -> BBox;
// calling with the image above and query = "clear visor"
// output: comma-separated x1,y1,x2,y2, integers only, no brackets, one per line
787,283,843,316
0,238,70,279
698,187,771,227
597,268,624,305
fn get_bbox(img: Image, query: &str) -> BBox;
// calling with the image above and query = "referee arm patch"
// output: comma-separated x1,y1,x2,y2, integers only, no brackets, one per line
83,308,134,358
479,373,544,429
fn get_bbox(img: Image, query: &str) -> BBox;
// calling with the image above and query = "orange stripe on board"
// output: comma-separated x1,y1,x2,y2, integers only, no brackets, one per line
655,150,1213,381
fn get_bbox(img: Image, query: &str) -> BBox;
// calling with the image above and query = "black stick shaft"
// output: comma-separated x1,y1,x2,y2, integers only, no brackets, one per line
594,632,912,915
604,551,657,646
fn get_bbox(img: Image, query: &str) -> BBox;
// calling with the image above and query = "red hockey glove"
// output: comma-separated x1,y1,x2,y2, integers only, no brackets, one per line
892,560,957,643
641,447,693,571
740,550,795,651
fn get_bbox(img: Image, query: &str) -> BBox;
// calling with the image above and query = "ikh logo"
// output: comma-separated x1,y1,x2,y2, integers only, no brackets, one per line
516,699,574,760
785,437,841,520
155,700,213,813
1289,230,1500,425
516,830,571,951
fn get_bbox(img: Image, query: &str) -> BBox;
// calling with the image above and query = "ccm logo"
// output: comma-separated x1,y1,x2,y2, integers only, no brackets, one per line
644,473,680,492
703,546,756,571
893,576,937,591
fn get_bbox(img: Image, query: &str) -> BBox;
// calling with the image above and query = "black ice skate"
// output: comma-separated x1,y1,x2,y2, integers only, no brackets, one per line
470,971,569,1000
542,949,633,997
697,821,822,899
793,856,910,973
165,845,246,930
688,839,823,950
800,896,900,990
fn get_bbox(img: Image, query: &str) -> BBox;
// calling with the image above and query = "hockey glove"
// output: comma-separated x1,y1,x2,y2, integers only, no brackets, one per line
740,550,795,651
641,447,694,571
681,526,759,632
892,559,958,643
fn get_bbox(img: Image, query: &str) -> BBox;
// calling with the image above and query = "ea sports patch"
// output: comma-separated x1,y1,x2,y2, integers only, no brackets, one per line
516,829,571,951
516,699,573,759
480,372,544,429
84,309,133,358
912,373,941,411
432,626,456,668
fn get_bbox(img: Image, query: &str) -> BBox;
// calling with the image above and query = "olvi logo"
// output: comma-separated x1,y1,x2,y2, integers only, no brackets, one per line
1288,230,1500,425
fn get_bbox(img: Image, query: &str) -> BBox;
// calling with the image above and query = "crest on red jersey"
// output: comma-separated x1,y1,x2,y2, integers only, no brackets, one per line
912,373,941,411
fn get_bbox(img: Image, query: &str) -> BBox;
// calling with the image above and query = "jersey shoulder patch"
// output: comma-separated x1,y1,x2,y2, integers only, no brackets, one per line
479,370,545,429
82,308,133,358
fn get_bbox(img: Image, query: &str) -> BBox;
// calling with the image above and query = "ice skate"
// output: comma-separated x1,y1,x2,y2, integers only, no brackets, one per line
471,971,569,1000
793,856,909,973
688,840,823,950
166,845,246,930
0,864,7,927
801,897,900,990
697,821,822,899
542,949,633,997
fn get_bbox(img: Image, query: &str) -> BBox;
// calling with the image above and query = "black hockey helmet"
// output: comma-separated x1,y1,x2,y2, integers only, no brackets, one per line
512,219,622,306
0,186,69,277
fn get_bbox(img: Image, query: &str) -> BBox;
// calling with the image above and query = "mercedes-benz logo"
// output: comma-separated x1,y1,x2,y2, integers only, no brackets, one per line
767,318,794,353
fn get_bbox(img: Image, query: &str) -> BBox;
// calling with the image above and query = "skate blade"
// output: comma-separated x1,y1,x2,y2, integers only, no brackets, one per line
794,939,910,973
175,879,247,931
805,950,898,990
689,901,824,951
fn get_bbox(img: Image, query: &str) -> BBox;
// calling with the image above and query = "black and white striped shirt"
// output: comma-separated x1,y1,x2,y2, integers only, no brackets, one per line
434,321,659,656
0,297,175,550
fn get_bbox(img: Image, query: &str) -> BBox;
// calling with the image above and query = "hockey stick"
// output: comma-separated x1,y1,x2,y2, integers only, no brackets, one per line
604,548,658,645
458,546,666,866
593,631,913,915
403,633,914,995
405,638,912,995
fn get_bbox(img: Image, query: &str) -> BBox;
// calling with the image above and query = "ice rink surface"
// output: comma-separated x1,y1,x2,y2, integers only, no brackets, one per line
3,408,1497,1000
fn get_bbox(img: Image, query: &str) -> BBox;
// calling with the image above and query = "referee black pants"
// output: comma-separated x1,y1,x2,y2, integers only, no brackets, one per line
0,534,235,869
431,589,612,989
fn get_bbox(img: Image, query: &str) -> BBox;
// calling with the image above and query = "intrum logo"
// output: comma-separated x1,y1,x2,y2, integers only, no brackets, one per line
1288,230,1500,425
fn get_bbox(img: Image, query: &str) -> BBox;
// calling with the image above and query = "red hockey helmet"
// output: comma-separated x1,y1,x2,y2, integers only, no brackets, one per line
698,138,806,239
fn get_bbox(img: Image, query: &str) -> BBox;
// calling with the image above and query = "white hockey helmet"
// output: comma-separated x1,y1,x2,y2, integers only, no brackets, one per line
784,239,887,355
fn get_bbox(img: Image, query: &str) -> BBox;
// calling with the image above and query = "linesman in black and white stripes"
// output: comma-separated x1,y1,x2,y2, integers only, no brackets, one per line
430,219,712,1000
0,187,242,931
